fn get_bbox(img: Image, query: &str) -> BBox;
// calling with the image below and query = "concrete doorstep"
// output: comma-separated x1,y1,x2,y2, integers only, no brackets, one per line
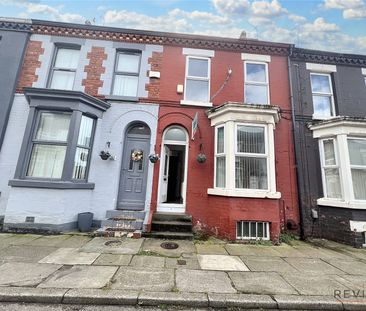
0,287,365,310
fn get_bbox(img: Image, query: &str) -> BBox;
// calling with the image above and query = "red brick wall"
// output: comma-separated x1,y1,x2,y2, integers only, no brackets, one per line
82,46,107,97
146,51,163,99
16,40,44,92
149,46,300,242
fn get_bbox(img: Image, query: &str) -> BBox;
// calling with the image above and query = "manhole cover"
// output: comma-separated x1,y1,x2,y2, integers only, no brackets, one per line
160,242,179,249
104,240,123,247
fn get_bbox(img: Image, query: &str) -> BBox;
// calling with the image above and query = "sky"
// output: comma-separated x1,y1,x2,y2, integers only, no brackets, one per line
0,0,366,54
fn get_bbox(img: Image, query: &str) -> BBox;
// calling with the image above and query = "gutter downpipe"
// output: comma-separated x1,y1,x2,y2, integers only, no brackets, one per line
287,47,305,240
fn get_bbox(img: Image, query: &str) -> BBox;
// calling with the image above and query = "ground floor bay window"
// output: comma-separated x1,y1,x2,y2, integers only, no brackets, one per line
310,117,366,208
207,103,281,198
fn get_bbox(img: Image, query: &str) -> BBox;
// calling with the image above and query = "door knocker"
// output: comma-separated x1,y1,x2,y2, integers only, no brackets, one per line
131,150,143,162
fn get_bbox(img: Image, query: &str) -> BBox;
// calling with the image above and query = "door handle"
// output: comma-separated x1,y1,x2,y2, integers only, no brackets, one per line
163,178,167,181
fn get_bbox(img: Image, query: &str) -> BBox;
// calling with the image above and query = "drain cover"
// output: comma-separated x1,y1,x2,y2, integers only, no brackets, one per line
104,240,123,247
160,242,179,249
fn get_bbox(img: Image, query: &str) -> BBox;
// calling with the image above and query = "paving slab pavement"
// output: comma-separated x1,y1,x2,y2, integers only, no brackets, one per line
56,235,92,248
80,237,143,255
176,269,236,293
130,255,165,268
197,254,249,271
93,254,132,266
39,247,100,265
323,258,366,275
284,257,345,274
0,234,41,247
110,267,174,292
165,257,200,269
38,265,118,289
0,262,61,287
142,238,195,257
229,271,298,295
0,245,58,263
281,274,348,296
195,244,228,255
27,235,72,247
241,256,298,273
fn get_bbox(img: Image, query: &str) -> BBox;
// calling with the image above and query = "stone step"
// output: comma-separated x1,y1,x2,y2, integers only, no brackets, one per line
101,219,143,231
151,220,192,233
143,231,194,240
152,213,192,223
106,210,145,220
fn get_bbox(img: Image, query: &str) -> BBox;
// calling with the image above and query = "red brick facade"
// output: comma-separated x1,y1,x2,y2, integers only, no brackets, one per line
146,52,163,100
82,46,107,97
16,40,44,92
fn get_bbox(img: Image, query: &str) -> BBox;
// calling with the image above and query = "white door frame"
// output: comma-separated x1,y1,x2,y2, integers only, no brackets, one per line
157,126,189,213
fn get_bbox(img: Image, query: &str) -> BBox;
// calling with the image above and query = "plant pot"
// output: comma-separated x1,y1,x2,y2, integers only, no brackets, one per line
78,212,93,232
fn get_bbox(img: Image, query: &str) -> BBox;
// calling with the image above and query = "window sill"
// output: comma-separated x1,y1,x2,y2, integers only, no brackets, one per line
8,179,95,190
105,95,139,102
312,114,336,120
207,188,281,199
317,198,366,210
180,100,213,107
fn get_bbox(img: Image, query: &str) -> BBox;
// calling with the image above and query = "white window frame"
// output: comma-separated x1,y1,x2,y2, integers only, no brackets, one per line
234,123,269,191
244,61,270,105
347,137,366,202
214,124,226,188
181,55,212,107
310,72,336,119
236,221,270,240
311,120,366,209
319,138,343,200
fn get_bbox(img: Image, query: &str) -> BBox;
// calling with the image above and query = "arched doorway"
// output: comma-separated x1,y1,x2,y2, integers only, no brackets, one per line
117,122,151,210
157,126,189,213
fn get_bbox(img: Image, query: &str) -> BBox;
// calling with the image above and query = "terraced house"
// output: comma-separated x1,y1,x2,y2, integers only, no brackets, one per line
0,17,300,243
289,48,366,247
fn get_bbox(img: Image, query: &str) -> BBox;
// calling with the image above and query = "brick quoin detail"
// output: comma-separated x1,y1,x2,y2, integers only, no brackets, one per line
16,40,44,92
82,46,107,96
146,51,162,100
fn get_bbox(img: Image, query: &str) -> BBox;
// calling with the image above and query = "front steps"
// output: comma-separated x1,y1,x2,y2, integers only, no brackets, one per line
143,213,194,240
98,210,145,237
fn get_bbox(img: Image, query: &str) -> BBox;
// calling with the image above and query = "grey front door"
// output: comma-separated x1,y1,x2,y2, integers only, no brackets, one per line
117,124,151,210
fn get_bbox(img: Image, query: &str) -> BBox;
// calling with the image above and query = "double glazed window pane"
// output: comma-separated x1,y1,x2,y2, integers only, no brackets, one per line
116,53,140,73
27,145,66,178
36,112,71,142
245,85,268,105
73,116,94,180
235,157,268,189
217,127,224,154
216,157,226,188
113,75,138,97
185,79,209,102
50,71,76,90
348,139,366,200
323,140,336,166
324,168,342,198
55,48,79,69
311,74,331,93
188,58,208,78
313,95,332,118
237,126,265,154
246,63,266,82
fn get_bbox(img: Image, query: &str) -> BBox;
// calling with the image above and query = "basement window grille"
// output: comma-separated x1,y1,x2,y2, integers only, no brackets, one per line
236,221,270,240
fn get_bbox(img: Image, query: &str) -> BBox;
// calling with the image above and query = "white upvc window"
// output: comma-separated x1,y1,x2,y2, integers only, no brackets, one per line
319,138,342,199
347,137,366,200
236,221,270,240
49,47,80,90
183,56,211,105
311,120,366,209
215,125,226,188
207,104,280,199
310,73,335,119
244,61,269,105
235,124,268,190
